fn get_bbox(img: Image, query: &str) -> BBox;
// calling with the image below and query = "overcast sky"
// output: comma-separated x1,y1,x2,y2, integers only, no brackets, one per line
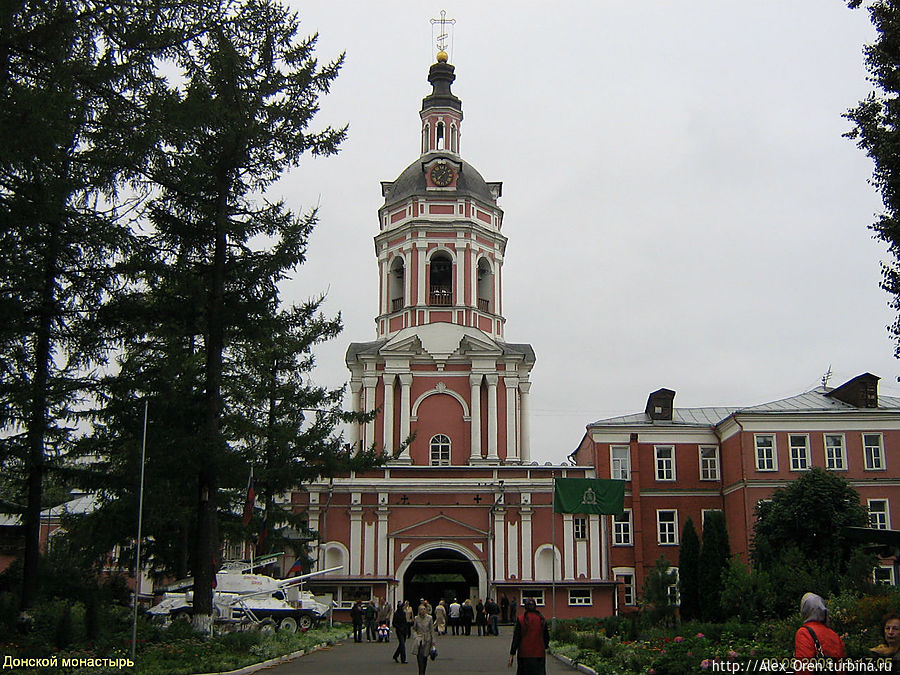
275,1,899,464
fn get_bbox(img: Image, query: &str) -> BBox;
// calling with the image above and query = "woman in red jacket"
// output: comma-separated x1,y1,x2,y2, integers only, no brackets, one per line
507,598,551,674
794,592,846,668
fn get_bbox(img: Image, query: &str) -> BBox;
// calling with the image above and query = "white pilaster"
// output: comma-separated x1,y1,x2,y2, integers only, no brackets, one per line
521,503,533,581
486,374,499,462
507,520,519,580
399,373,412,461
493,508,505,582
377,497,389,576
349,380,362,452
417,244,426,305
350,498,362,576
504,377,519,463
364,520,375,575
383,373,395,456
563,513,574,580
519,380,531,463
589,514,602,580
363,376,377,451
469,374,482,462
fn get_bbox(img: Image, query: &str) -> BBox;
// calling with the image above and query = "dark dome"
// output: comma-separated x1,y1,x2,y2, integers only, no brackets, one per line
383,152,497,206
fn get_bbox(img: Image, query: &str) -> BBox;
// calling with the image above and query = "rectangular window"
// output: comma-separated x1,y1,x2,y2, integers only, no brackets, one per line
869,499,890,530
875,567,896,586
655,446,675,481
617,574,635,606
657,509,678,545
573,516,587,540
611,446,631,481
755,435,776,471
568,589,592,606
613,510,633,546
521,589,545,607
865,434,885,471
699,446,719,481
789,435,810,471
824,434,846,471
341,585,372,608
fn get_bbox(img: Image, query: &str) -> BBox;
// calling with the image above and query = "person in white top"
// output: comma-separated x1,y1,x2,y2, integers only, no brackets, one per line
448,598,462,635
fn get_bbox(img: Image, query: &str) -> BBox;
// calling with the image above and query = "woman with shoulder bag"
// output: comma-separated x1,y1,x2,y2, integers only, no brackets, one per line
412,603,437,674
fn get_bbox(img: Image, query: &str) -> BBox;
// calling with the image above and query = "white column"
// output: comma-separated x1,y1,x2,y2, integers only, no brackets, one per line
493,507,505,582
521,504,533,581
486,374,499,462
349,380,362,453
417,245,426,306
377,498,389,576
504,377,519,463
350,500,362,576
383,373,395,457
380,257,389,316
455,244,464,307
519,381,532,463
399,373,412,462
563,513,574,580
363,376,377,451
469,374,482,462
589,514,602,580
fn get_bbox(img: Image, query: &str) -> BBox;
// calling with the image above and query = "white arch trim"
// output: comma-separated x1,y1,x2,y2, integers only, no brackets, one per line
318,541,349,574
425,246,457,263
533,543,562,581
396,540,487,601
411,388,470,419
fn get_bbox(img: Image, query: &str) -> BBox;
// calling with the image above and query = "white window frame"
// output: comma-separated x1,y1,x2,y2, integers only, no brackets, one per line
755,435,777,471
620,574,635,606
568,588,592,606
657,509,678,545
573,516,587,540
521,589,545,607
869,499,890,530
699,446,719,481
429,434,451,466
824,434,846,471
864,434,886,471
655,445,676,481
875,566,896,586
613,509,633,546
789,434,811,471
610,445,631,481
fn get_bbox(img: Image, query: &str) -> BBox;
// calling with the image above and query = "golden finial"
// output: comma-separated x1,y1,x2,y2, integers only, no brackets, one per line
436,50,448,63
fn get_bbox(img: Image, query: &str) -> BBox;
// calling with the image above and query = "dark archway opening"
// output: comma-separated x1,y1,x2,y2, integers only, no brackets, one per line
402,548,478,609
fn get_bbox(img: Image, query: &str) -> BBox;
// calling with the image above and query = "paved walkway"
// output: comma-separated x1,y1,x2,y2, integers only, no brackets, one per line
262,631,580,674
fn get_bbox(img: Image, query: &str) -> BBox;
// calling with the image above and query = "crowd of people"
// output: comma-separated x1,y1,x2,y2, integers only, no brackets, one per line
348,593,547,673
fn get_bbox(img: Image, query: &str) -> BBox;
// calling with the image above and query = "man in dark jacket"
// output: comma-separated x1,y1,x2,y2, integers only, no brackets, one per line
350,600,363,643
364,600,377,642
507,598,550,674
392,601,409,664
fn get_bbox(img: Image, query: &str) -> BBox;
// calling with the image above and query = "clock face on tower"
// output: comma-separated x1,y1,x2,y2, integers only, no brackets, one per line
430,163,454,187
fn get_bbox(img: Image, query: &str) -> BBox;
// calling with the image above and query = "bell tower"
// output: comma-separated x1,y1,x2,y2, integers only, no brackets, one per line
346,42,535,467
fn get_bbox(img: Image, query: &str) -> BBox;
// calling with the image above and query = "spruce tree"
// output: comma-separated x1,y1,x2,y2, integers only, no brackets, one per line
677,517,701,622
698,511,730,622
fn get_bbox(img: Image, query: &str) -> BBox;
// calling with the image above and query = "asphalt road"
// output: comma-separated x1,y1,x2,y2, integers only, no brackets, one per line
261,630,581,674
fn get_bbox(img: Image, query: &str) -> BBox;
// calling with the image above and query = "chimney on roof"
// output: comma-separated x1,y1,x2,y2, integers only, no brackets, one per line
645,388,675,421
825,373,880,408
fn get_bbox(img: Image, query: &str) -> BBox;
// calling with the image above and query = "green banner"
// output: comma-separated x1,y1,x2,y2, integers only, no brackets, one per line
553,478,625,515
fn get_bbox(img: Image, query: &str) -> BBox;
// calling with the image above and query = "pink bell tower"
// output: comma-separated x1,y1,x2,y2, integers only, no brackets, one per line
346,45,535,467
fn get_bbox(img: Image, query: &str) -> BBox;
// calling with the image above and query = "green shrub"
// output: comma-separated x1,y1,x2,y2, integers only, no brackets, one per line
54,602,73,649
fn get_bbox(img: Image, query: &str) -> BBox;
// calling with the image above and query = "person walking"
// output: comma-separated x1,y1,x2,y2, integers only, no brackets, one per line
412,603,437,675
461,598,474,636
404,600,414,624
392,600,409,664
507,598,550,674
485,597,500,635
350,600,363,643
364,599,377,642
475,598,487,636
448,598,461,635
794,592,845,669
434,599,447,635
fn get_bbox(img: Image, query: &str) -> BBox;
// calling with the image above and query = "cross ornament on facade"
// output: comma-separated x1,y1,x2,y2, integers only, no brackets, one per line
430,10,456,57
473,494,482,503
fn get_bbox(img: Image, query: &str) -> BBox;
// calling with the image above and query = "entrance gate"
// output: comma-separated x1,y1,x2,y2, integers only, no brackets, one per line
402,548,479,607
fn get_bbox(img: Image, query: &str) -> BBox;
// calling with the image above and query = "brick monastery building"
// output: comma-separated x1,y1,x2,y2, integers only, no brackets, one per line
291,52,900,620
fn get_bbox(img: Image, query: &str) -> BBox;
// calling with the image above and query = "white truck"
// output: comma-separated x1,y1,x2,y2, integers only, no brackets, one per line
148,563,339,633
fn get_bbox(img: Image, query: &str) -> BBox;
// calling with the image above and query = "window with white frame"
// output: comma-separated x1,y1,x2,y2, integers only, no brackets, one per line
789,435,810,471
430,434,451,466
573,516,587,540
657,509,678,545
755,435,776,471
616,573,636,606
824,434,846,471
655,446,675,481
611,446,630,481
568,589,592,606
613,510,633,546
869,499,890,530
699,446,719,480
865,434,886,471
521,589,545,606
667,567,680,605
875,567,896,586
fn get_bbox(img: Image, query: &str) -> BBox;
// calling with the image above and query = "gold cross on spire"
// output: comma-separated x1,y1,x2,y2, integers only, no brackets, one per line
430,10,455,62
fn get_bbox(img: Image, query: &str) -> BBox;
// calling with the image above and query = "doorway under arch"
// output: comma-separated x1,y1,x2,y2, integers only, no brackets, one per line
401,547,481,607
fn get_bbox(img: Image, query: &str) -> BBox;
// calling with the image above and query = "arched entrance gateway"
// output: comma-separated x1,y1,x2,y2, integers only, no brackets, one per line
399,546,483,607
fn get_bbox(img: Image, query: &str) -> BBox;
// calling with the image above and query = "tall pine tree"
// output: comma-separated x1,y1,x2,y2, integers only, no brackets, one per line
698,511,730,622
677,517,701,622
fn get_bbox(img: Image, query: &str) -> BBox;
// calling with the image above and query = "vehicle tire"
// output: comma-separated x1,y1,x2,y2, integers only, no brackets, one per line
279,616,298,634
258,618,276,636
298,614,313,631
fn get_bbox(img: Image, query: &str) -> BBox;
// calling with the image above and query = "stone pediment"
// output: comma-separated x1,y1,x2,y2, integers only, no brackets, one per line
389,513,488,539
381,324,501,361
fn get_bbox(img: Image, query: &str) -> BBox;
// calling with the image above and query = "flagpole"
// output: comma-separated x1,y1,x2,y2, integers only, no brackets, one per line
551,475,557,633
130,399,149,660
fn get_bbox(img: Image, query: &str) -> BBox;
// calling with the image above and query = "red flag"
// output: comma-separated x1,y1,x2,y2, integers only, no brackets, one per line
242,471,254,526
